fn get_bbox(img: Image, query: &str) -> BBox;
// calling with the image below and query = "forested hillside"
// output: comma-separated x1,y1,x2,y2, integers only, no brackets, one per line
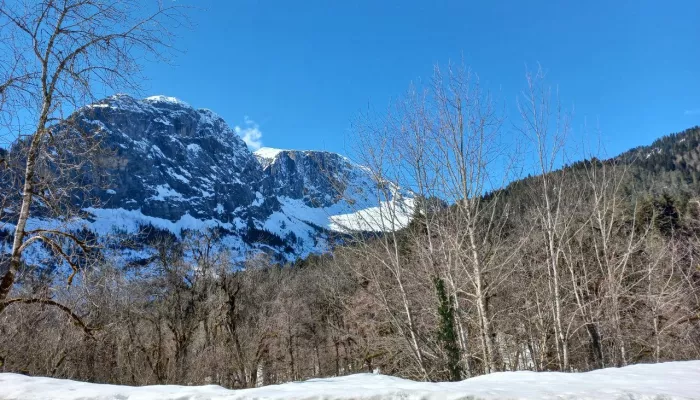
621,126,700,193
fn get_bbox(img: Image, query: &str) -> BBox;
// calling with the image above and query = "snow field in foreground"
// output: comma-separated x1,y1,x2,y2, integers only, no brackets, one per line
1,360,699,400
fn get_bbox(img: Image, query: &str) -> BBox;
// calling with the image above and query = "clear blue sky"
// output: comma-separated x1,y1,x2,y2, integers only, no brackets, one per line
134,0,699,158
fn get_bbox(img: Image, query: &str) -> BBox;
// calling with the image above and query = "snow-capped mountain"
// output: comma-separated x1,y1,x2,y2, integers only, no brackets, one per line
2,94,413,263
85,94,266,222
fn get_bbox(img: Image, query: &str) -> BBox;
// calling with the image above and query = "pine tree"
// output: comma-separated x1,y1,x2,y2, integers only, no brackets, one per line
654,192,681,236
434,277,462,381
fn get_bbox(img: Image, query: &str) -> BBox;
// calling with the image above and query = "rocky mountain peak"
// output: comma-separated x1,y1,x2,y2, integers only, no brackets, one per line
1,94,412,263
255,148,366,208
43,95,406,261
80,94,264,223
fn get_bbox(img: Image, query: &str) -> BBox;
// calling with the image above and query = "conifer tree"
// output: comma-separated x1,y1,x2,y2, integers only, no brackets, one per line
434,277,462,381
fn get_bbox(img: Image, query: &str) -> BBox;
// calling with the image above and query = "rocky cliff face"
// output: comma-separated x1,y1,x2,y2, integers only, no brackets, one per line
32,94,402,262
255,147,375,208
84,95,270,222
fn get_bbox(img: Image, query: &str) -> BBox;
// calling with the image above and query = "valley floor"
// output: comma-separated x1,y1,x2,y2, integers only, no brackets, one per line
1,361,699,400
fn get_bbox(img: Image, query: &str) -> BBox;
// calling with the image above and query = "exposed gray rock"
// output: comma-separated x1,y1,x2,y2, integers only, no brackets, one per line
256,148,361,208
42,94,383,261
81,94,269,222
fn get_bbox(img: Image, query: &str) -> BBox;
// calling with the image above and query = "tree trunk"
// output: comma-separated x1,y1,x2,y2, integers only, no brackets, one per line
0,107,49,310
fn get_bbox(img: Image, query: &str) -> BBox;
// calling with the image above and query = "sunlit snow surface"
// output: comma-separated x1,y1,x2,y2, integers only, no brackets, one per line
254,146,284,161
143,95,191,106
329,197,414,232
1,361,699,399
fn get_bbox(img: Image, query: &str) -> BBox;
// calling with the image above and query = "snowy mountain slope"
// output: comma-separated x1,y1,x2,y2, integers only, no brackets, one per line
1,95,410,263
255,147,414,235
2,360,699,400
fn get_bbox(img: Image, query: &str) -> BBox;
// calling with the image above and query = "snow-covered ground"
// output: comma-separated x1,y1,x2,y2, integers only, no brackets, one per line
2,361,699,400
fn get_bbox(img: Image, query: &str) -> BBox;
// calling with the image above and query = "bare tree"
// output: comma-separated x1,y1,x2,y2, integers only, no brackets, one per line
0,0,183,315
517,67,576,370
344,62,523,378
428,64,522,374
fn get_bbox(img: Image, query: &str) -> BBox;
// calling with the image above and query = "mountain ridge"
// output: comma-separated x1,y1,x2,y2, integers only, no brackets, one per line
1,94,407,264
